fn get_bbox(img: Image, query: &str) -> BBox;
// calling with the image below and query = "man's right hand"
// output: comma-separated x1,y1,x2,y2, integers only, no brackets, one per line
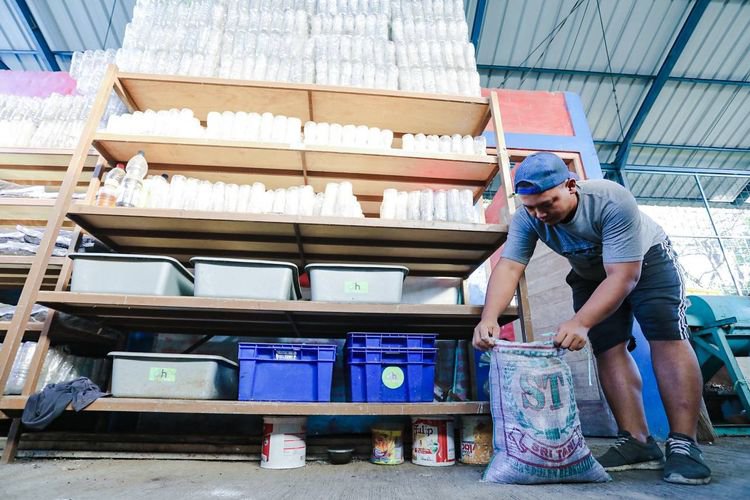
473,320,500,351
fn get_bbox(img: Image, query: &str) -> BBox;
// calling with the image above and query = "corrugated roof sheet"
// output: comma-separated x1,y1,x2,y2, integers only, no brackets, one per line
476,0,690,74
0,0,748,202
27,0,134,52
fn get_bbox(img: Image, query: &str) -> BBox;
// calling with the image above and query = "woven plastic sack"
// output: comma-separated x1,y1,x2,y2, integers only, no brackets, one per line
483,341,610,484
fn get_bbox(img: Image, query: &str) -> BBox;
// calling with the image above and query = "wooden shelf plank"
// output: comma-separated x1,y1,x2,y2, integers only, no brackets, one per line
35,292,517,338
0,148,98,191
0,256,65,266
117,72,491,137
0,395,490,415
0,321,45,333
0,256,64,290
0,198,57,207
91,134,498,214
0,321,44,342
66,206,507,277
0,199,83,229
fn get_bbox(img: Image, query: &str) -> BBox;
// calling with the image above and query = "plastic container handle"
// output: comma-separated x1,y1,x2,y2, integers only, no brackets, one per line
274,349,299,360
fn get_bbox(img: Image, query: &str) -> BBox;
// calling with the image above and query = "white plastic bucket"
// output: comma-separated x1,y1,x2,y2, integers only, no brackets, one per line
260,416,307,469
411,416,455,466
459,415,493,464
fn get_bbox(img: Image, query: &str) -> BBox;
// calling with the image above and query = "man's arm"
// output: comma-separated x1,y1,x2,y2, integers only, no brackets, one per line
555,260,642,350
473,257,527,350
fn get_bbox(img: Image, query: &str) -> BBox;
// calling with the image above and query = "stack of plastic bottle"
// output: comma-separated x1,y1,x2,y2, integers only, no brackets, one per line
104,0,482,96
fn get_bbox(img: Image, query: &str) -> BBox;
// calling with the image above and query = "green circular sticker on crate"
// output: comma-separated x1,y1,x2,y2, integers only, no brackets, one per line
382,366,405,389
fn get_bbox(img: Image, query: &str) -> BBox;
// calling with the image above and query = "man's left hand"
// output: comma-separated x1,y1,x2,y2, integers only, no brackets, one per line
554,320,589,351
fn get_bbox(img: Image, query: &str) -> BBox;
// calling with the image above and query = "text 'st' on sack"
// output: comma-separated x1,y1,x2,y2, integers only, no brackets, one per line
483,341,610,484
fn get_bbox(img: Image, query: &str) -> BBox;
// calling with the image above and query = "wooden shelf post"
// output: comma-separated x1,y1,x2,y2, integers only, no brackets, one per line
489,91,534,342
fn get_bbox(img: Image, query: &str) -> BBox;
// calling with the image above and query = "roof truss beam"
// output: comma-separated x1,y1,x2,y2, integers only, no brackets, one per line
470,0,489,49
477,64,750,88
601,163,750,178
595,141,750,154
10,0,60,71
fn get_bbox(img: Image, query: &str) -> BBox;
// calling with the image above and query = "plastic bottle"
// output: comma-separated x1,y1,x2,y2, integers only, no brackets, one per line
95,184,119,207
124,150,148,178
103,163,126,186
95,163,125,207
116,151,149,208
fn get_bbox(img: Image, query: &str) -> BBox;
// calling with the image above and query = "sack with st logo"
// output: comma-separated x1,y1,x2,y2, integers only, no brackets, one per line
483,341,610,484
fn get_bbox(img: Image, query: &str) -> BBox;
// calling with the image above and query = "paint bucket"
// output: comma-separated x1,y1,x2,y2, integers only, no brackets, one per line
260,416,307,469
411,416,455,466
459,415,493,464
370,424,404,465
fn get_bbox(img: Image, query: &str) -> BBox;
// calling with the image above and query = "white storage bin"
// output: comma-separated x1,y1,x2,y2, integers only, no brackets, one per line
401,277,463,304
305,263,408,303
69,253,194,296
109,352,237,400
190,258,300,300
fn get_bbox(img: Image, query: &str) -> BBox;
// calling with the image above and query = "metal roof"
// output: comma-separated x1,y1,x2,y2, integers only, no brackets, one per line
0,0,748,202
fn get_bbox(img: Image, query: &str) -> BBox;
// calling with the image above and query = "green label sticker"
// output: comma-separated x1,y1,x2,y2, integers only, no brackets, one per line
382,366,405,389
345,281,369,294
149,367,176,382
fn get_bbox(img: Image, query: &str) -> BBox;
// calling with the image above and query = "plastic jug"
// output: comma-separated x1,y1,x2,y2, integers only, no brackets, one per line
125,151,148,178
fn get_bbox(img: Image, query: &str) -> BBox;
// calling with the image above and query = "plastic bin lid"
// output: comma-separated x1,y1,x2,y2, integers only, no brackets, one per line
305,263,409,275
69,253,194,281
190,257,301,299
190,257,299,271
239,342,337,349
107,351,237,367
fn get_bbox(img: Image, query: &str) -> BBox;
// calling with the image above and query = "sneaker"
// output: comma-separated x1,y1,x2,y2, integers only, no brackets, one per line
663,433,711,485
596,431,665,472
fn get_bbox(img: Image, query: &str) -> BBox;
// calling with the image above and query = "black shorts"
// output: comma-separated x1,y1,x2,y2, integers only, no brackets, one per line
566,239,690,356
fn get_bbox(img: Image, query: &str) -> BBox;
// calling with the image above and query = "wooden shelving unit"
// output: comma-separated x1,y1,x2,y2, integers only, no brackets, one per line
0,256,63,290
0,66,528,463
114,72,492,137
0,149,98,290
35,292,516,338
92,134,499,217
0,321,45,342
67,206,506,277
0,396,489,416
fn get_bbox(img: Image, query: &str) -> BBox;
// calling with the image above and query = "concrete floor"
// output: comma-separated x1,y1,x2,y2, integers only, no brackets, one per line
0,438,748,499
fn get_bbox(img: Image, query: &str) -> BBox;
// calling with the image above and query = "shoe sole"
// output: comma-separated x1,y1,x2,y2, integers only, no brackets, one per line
605,459,665,472
663,473,712,485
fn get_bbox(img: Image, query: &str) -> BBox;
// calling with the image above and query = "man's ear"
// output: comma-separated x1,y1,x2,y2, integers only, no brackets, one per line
565,178,577,194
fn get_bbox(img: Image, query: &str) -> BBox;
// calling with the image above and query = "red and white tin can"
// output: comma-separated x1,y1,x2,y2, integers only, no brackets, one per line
411,416,455,466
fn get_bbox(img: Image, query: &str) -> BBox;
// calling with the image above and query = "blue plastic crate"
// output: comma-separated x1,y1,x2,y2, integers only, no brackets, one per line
238,342,336,402
346,347,437,402
346,332,438,350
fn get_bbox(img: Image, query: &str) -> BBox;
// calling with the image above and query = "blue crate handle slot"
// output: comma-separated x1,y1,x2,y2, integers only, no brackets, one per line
274,349,299,360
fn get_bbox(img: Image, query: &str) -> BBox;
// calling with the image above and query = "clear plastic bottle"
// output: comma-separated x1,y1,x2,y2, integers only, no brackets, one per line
116,151,149,207
103,163,126,186
116,177,144,208
96,163,126,207
124,151,149,178
95,184,119,207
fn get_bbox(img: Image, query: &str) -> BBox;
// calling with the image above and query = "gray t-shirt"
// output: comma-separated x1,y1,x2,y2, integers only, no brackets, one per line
501,179,667,281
